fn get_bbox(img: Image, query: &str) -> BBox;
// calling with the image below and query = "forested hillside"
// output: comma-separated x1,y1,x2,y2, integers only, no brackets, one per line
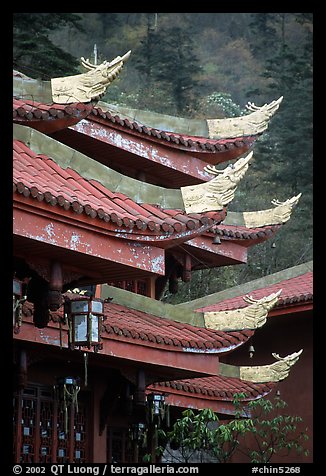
13,13,313,302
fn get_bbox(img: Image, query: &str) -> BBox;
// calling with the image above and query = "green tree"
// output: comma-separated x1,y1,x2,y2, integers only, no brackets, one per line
13,13,84,79
159,394,253,463
244,13,313,275
158,394,309,463
239,395,309,463
153,25,202,115
134,19,202,115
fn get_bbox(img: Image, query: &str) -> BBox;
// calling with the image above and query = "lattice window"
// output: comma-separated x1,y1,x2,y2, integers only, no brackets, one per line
13,384,89,464
20,387,37,463
56,407,69,463
39,398,53,462
73,401,87,463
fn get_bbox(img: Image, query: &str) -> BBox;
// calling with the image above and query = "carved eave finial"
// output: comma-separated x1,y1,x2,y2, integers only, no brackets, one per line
239,349,303,383
233,193,302,228
207,96,283,139
51,50,131,104
204,289,282,332
271,193,302,224
181,151,253,214
245,96,283,117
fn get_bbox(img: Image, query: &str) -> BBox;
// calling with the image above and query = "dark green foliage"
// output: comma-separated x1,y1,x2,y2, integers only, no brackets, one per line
133,20,202,115
13,13,84,78
158,394,309,463
242,395,310,463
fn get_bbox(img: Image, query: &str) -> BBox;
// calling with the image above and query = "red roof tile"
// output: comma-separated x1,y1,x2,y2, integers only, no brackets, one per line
149,375,275,401
102,301,254,352
12,98,259,153
23,298,254,353
13,98,93,122
214,223,279,241
90,106,257,152
13,139,224,234
197,272,313,313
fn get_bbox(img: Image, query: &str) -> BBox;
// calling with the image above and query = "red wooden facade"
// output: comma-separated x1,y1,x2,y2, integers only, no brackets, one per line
12,64,312,464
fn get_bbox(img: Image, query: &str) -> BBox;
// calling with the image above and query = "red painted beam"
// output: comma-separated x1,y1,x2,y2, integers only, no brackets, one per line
14,192,224,248
71,120,212,182
15,114,90,134
268,303,313,317
13,207,165,275
186,236,248,265
14,318,220,377
100,339,219,375
159,391,242,415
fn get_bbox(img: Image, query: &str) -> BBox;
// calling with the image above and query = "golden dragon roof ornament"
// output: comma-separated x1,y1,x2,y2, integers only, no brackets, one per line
51,51,131,104
239,349,303,383
207,96,283,139
181,151,253,214
204,289,282,331
223,193,302,228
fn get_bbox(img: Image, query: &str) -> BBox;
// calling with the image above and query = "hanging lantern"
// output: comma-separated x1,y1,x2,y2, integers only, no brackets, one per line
147,393,165,416
147,392,169,429
64,295,105,352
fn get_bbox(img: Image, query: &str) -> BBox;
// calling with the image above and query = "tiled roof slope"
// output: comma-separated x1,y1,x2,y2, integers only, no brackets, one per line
196,271,313,313
12,98,256,154
13,139,223,234
104,302,253,351
214,223,279,241
13,98,93,121
13,137,280,245
90,106,257,153
23,298,254,353
149,375,275,401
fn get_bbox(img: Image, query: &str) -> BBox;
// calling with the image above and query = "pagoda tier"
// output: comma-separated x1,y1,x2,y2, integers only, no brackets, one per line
148,262,312,416
12,49,311,464
14,127,229,289
13,70,282,188
15,122,280,299
15,268,305,408
51,98,282,188
148,376,276,415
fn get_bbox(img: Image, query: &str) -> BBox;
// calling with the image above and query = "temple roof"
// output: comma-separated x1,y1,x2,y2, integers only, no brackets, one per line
196,269,313,314
95,96,283,142
19,295,278,408
63,296,254,353
148,375,276,406
145,261,312,410
12,54,308,417
88,104,258,159
13,138,224,238
19,296,254,385
13,64,282,181
13,98,94,133
177,261,313,313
